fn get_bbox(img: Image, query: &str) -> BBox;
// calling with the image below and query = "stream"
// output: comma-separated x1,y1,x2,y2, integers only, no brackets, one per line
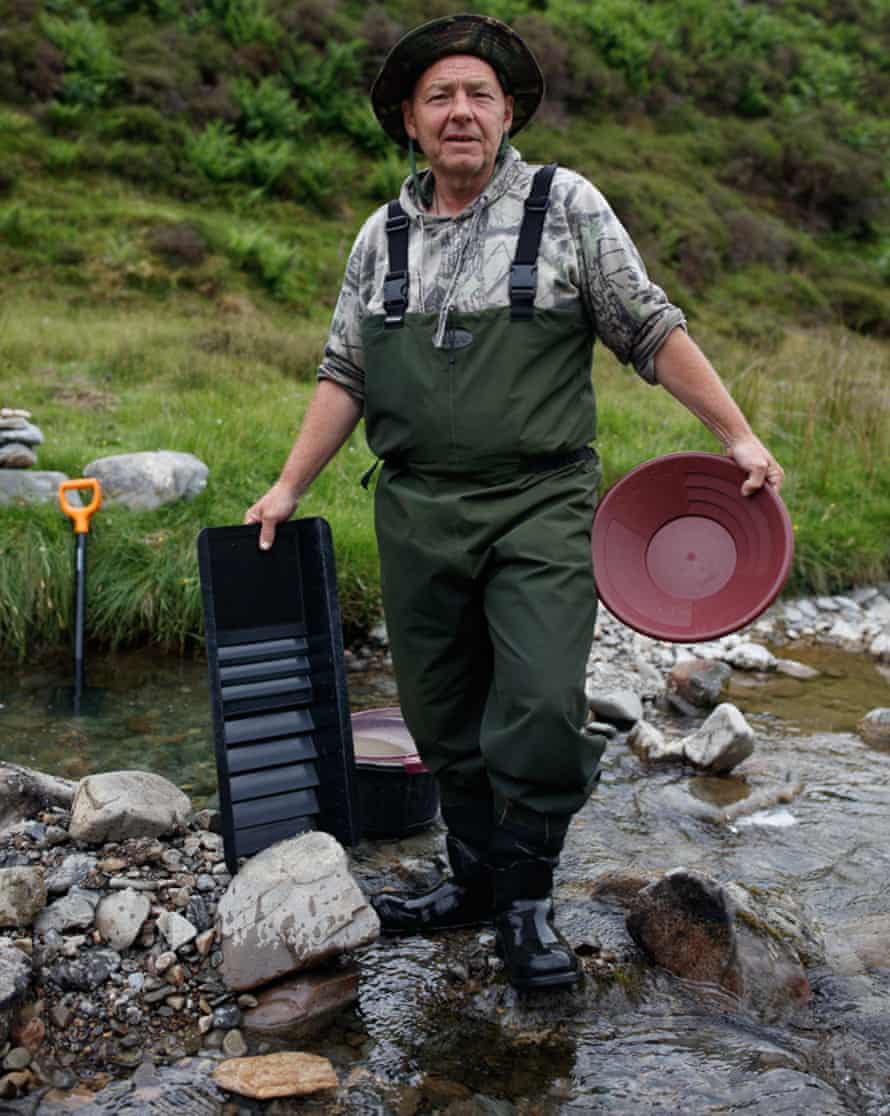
2,642,890,1113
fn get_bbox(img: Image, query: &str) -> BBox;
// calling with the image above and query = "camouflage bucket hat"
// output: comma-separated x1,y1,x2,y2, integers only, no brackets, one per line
371,13,544,150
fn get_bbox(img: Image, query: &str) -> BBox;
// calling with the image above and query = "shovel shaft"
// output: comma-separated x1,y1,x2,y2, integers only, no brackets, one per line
73,533,87,705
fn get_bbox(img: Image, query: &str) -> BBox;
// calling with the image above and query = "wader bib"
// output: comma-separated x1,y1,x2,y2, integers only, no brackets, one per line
361,166,607,839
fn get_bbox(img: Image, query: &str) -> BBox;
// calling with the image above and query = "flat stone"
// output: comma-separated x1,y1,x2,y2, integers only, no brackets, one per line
0,420,42,446
775,659,820,680
45,853,97,895
585,685,643,727
0,763,75,834
0,944,32,1046
0,444,37,468
826,618,863,651
242,966,360,1041
869,634,890,662
157,910,198,951
212,1052,337,1099
33,887,98,936
723,643,777,672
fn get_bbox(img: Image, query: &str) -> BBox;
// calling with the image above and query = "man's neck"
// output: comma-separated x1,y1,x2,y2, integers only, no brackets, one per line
430,165,492,216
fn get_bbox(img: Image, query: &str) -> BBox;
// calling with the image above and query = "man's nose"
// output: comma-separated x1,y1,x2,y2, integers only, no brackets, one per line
450,89,472,118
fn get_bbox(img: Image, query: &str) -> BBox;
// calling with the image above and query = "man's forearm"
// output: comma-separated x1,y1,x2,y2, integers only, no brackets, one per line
278,379,364,497
653,328,752,448
653,327,784,493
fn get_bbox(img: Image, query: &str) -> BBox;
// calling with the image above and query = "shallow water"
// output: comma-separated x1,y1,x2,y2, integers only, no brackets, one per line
3,644,890,1113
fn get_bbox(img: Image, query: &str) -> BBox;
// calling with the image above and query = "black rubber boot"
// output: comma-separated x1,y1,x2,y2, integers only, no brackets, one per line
491,832,580,992
372,834,494,934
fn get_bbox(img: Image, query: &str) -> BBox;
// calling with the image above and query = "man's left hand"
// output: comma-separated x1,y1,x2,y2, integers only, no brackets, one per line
727,435,785,496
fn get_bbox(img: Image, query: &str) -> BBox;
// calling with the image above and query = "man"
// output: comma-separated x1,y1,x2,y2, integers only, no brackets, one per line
245,14,784,993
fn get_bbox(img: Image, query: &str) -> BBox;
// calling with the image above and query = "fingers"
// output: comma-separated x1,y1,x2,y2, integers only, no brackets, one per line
259,517,276,551
741,457,784,496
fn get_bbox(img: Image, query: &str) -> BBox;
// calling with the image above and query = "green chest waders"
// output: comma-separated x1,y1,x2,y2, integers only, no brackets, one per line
361,165,607,845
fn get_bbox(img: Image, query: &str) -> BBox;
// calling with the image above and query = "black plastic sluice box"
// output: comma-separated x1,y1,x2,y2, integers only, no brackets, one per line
197,519,361,874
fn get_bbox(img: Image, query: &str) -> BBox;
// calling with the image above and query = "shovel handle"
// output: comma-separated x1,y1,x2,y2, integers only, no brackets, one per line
59,478,102,534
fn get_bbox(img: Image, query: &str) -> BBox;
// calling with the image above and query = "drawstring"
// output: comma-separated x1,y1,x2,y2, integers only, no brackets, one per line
433,204,483,349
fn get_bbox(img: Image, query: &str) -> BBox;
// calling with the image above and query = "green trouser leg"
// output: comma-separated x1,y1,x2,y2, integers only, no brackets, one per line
375,457,605,839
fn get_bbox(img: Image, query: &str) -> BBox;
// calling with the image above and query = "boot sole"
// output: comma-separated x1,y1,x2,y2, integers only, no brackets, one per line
508,970,582,992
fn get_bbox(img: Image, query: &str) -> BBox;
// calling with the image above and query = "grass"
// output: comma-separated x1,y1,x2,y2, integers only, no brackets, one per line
0,293,379,657
1,288,888,659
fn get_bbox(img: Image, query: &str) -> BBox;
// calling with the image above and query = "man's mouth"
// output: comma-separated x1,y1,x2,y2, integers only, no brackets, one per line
444,135,479,143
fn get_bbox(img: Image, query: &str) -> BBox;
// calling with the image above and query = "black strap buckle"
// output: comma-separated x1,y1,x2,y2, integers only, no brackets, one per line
383,270,408,329
510,262,538,320
525,196,550,215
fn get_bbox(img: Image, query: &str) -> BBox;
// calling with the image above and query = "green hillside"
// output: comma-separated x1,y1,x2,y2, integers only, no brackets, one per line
0,0,888,654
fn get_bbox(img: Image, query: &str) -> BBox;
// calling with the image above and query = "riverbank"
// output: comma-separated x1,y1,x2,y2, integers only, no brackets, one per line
1,585,890,1112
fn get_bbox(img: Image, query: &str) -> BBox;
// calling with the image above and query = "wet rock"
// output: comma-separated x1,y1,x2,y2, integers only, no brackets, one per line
49,1058,226,1114
45,852,97,895
212,1051,337,1099
667,658,731,714
217,832,379,991
0,867,46,928
585,686,643,728
626,868,810,1017
723,642,777,672
827,618,864,651
157,910,198,951
626,721,685,764
870,633,890,661
222,1028,248,1057
0,944,32,1045
0,763,75,834
858,708,890,747
829,914,890,972
95,888,151,951
33,886,99,936
84,450,209,510
47,947,119,991
69,771,191,843
774,658,820,680
241,966,360,1041
680,703,755,773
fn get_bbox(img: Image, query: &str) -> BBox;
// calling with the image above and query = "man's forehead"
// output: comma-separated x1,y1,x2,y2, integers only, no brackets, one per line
415,54,502,90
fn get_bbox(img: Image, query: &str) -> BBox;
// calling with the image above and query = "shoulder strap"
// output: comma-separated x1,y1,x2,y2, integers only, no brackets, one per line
383,201,410,330
510,163,558,322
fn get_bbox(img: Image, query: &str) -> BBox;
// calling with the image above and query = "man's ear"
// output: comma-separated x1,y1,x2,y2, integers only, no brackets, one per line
503,94,514,135
402,99,417,140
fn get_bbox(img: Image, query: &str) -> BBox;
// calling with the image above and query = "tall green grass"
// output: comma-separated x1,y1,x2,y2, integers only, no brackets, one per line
1,292,888,659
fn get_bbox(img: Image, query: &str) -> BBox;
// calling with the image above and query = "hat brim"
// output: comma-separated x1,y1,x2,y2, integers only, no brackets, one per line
371,14,544,150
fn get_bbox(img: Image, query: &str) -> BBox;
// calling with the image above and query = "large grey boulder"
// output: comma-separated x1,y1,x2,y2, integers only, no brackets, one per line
0,470,70,505
0,867,46,928
626,869,812,1019
68,771,191,843
217,832,379,991
84,450,208,510
0,763,76,834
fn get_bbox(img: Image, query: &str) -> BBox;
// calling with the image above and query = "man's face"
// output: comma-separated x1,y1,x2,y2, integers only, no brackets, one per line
402,54,514,184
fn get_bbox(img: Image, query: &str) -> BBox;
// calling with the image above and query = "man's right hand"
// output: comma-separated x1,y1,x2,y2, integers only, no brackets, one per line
244,481,300,550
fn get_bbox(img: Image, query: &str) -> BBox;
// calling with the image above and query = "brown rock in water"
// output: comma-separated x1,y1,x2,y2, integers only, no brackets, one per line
667,658,731,715
242,965,359,1041
213,1051,337,1099
626,869,811,1016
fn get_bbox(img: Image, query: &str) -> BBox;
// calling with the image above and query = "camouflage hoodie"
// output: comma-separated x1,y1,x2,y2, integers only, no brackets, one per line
319,146,685,405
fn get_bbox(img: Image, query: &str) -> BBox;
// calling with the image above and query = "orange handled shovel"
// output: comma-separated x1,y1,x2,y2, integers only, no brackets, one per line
58,478,102,715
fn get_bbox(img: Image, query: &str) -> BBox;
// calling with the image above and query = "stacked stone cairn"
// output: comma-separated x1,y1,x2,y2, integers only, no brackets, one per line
0,409,43,470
